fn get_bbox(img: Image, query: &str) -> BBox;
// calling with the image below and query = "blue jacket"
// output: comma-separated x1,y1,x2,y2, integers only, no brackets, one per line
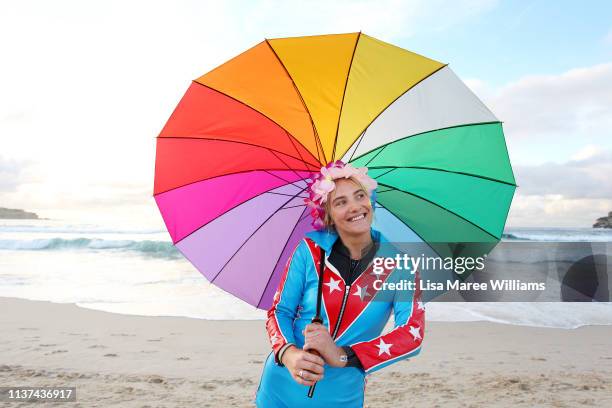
256,228,425,407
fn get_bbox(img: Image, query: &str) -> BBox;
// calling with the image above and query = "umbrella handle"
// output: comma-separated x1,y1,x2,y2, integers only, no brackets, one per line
307,348,321,398
308,247,326,398
307,317,323,398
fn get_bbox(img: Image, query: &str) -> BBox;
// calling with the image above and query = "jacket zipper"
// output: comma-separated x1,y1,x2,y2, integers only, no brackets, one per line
332,284,351,339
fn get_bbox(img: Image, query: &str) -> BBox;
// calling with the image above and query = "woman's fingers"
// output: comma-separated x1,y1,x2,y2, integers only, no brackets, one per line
303,326,329,343
299,359,324,375
303,341,322,355
304,337,329,353
294,368,323,384
286,348,325,386
302,348,325,366
304,332,322,343
303,323,328,335
294,375,316,387
300,369,323,382
305,326,326,336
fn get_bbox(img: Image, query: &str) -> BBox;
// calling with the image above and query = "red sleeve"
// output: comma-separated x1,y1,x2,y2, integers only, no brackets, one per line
351,269,425,373
265,240,306,365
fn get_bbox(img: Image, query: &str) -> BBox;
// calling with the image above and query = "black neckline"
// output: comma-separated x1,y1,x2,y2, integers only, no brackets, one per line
329,234,380,286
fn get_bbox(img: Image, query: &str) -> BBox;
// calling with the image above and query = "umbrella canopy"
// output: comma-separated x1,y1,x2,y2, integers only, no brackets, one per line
154,32,516,310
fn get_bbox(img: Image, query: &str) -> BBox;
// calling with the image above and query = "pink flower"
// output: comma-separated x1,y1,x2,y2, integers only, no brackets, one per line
304,160,378,230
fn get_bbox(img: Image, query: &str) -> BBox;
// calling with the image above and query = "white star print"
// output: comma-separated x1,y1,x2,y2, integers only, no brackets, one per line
270,334,279,345
409,325,422,341
324,277,342,294
417,301,425,311
376,339,392,356
353,284,370,301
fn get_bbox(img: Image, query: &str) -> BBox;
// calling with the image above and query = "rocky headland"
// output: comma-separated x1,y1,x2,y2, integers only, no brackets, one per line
0,207,39,219
593,211,612,228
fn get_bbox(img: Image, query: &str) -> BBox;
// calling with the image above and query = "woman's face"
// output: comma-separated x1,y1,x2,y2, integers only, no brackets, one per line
327,178,373,237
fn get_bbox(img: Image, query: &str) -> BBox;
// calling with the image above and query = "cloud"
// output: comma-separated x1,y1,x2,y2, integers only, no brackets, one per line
514,147,612,199
506,147,612,227
482,62,612,140
0,178,159,226
506,193,611,227
5,181,153,210
0,156,34,192
570,144,602,161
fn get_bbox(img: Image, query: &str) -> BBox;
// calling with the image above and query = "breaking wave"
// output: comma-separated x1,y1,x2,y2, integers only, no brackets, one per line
0,237,181,259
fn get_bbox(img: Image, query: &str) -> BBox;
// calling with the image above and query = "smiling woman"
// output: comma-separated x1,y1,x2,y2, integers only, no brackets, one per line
324,177,375,240
256,161,425,408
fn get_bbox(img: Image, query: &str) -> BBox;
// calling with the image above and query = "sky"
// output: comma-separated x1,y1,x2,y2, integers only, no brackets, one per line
1,0,611,228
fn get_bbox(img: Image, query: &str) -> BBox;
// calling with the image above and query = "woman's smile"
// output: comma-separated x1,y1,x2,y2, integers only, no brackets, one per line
329,179,373,237
348,213,366,222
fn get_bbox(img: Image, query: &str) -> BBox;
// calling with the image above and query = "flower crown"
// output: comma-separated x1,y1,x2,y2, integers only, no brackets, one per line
303,160,378,230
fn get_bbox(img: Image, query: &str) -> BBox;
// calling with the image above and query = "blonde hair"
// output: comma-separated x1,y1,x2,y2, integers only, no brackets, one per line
323,176,374,232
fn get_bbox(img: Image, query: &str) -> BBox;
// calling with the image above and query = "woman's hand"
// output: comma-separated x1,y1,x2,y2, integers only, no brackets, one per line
281,345,325,386
303,323,347,368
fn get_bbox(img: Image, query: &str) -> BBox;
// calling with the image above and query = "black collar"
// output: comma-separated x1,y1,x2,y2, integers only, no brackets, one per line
333,233,378,261
329,233,380,286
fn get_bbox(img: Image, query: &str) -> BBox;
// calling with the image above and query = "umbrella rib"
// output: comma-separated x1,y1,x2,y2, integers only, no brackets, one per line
256,205,309,309
209,186,309,285
369,166,517,187
154,167,311,197
298,211,311,223
191,81,321,166
364,145,388,167
347,130,366,163
334,63,448,160
171,181,309,245
349,121,502,165
284,129,320,172
372,167,396,179
262,169,305,190
376,201,498,288
280,204,306,210
265,39,327,165
331,31,361,161
157,135,320,168
267,191,309,198
268,149,311,186
376,182,501,241
374,200,441,259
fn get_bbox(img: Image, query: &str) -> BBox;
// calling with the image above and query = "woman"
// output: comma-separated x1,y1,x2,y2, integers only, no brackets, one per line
256,161,424,407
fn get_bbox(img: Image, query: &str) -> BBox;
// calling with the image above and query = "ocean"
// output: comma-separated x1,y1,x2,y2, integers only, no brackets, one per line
1,219,611,329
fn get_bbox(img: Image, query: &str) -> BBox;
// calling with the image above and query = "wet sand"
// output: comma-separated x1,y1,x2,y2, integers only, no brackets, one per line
1,297,611,407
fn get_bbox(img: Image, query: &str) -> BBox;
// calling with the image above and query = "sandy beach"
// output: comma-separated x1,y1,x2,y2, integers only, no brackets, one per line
0,296,611,407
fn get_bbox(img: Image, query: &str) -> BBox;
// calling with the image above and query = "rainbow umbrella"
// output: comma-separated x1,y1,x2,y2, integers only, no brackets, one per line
154,32,516,309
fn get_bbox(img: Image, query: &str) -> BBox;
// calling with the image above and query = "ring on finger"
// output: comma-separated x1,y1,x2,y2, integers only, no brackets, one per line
299,369,304,378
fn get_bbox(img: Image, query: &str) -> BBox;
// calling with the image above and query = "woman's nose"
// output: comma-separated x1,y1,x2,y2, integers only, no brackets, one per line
347,200,360,212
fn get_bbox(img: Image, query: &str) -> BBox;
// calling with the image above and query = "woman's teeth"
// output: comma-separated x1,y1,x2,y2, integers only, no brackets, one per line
349,214,365,222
